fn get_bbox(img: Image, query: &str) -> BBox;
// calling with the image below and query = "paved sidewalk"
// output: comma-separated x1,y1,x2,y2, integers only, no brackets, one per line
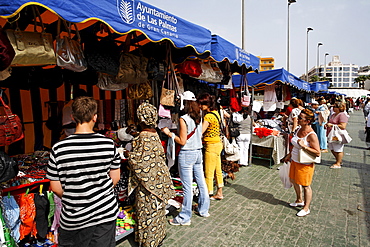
117,110,370,247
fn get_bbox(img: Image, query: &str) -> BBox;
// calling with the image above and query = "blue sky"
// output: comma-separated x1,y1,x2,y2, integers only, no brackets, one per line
144,0,370,77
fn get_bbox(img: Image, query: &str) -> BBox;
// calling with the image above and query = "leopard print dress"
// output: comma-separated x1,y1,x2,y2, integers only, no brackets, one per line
129,130,175,247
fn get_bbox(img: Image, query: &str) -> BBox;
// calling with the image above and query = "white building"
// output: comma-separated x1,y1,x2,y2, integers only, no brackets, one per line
307,55,359,88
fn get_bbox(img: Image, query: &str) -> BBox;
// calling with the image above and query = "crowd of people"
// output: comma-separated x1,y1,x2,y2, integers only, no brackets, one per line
46,92,370,247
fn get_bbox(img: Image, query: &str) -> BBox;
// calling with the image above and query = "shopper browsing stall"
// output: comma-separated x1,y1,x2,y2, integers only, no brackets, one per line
47,96,121,247
128,102,175,247
162,91,210,226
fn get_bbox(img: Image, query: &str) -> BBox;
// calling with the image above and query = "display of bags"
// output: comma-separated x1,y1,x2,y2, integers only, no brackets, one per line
327,125,342,144
127,81,153,100
56,19,87,72
84,25,120,76
279,162,292,189
0,96,24,146
97,72,128,91
298,148,321,164
240,74,251,107
0,151,19,183
195,61,223,83
176,60,202,77
147,58,166,81
6,7,55,66
116,52,148,84
0,27,16,71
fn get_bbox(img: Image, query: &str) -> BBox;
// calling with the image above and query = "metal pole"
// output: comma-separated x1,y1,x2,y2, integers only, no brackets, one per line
306,27,313,82
242,0,245,49
248,87,254,165
287,3,290,71
317,43,323,77
324,53,329,78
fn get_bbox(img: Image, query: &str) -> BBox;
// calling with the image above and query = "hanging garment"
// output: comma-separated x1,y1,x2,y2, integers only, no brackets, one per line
263,84,278,111
34,193,49,238
2,195,20,242
47,191,55,227
51,195,62,244
0,206,17,247
16,193,37,240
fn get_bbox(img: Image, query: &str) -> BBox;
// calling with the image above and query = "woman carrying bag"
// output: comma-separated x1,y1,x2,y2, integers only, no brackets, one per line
162,91,210,226
282,108,320,217
325,101,349,169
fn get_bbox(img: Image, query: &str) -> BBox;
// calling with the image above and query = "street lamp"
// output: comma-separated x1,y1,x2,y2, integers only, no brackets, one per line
316,42,323,77
306,27,313,82
324,52,329,78
242,0,245,49
287,0,296,71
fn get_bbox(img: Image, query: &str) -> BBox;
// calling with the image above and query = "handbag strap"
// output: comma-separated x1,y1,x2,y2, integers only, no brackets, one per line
207,111,225,136
187,125,198,140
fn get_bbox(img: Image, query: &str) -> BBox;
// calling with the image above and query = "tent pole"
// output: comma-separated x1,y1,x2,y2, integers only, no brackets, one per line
248,86,254,165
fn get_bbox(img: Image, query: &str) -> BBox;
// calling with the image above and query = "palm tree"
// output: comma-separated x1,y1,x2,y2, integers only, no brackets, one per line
354,75,370,89
309,75,320,82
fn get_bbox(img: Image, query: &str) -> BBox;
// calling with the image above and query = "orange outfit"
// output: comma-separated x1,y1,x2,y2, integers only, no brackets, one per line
289,160,315,186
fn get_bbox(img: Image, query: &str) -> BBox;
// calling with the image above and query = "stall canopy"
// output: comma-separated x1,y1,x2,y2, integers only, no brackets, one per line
210,35,260,70
310,81,329,93
231,68,310,91
0,0,212,54
328,89,370,98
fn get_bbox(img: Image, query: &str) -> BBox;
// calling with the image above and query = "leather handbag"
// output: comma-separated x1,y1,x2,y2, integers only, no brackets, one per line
298,148,321,163
6,7,55,66
116,52,148,84
0,151,19,183
0,96,24,146
176,60,202,77
160,45,179,107
127,81,153,100
0,27,16,71
56,19,87,72
196,61,223,83
97,72,128,91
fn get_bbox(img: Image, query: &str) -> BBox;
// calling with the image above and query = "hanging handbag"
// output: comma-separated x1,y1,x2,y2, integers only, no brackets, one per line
176,60,202,77
338,128,352,144
160,45,179,107
0,27,15,71
147,58,166,81
127,81,153,100
56,19,87,72
97,72,128,91
116,53,148,84
6,7,55,66
228,117,240,138
158,104,171,118
195,60,223,83
0,96,24,146
240,74,251,107
229,84,242,112
84,24,120,75
0,151,18,183
298,148,321,163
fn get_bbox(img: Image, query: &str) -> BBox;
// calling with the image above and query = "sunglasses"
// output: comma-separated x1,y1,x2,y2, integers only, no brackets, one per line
298,116,306,121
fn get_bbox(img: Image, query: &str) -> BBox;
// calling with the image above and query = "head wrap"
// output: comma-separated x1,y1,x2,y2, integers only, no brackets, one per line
137,102,158,126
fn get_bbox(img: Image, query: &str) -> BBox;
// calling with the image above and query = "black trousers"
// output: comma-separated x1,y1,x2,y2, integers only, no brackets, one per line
58,220,116,247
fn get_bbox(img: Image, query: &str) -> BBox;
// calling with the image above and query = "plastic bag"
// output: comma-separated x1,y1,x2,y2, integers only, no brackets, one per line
279,162,292,189
327,125,342,144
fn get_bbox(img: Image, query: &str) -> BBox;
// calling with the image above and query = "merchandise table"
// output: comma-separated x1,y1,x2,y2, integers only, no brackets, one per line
251,134,286,168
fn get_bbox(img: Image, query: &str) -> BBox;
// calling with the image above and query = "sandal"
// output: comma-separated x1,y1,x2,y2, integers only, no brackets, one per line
330,165,341,169
210,196,224,200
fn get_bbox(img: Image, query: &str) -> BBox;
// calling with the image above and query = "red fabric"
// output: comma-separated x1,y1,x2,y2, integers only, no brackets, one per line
254,127,273,138
176,60,202,77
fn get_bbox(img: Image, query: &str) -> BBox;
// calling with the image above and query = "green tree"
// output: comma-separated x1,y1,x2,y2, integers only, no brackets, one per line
309,75,320,82
354,75,370,89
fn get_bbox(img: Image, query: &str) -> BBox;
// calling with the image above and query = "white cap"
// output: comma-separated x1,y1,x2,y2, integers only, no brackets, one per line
180,91,196,110
311,100,319,105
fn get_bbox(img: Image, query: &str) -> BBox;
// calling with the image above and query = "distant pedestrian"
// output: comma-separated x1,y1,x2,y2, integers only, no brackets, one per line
366,111,370,150
325,101,349,169
282,108,320,217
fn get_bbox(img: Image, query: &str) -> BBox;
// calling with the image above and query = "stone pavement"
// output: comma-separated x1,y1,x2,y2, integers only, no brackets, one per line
117,110,370,247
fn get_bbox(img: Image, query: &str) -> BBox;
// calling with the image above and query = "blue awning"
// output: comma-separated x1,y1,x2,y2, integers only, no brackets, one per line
0,0,212,54
310,81,330,92
210,35,260,70
231,68,311,91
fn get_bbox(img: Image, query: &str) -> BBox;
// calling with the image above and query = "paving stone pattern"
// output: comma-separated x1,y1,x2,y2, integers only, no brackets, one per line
117,110,370,247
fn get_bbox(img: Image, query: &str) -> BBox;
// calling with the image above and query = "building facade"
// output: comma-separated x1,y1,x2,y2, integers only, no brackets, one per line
307,55,359,88
258,56,274,71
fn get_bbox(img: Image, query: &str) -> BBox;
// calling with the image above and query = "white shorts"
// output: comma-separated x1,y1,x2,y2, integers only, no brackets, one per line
328,142,344,152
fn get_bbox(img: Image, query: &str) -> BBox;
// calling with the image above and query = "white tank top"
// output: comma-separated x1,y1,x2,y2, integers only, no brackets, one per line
291,129,317,164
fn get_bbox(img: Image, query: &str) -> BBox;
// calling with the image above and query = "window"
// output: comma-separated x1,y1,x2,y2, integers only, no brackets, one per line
333,78,337,82
343,78,349,82
343,73,350,76
338,78,342,82
352,83,358,87
343,67,350,71
334,67,337,71
338,73,342,77
333,83,337,87
326,67,332,71
353,67,358,72
333,73,337,77
343,83,349,87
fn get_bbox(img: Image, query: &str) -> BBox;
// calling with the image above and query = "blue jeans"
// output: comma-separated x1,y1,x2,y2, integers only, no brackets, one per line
315,122,327,150
175,149,210,224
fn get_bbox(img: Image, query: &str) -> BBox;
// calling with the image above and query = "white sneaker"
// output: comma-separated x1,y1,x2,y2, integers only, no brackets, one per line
289,202,305,207
296,209,310,217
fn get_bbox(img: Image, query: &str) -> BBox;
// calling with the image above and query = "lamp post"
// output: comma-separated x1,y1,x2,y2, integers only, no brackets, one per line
242,0,245,49
306,27,313,82
324,52,329,78
287,0,296,71
316,42,323,77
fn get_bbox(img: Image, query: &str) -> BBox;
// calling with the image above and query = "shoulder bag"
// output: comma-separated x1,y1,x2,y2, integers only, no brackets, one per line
0,96,24,146
298,148,321,163
56,19,87,72
0,151,19,183
6,7,55,66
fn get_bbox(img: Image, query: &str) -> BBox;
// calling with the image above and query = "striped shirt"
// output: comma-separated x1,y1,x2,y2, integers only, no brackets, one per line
46,133,121,231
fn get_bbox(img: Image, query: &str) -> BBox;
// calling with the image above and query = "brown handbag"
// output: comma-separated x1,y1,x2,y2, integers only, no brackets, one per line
6,7,55,66
160,45,179,107
127,81,153,100
0,96,24,146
